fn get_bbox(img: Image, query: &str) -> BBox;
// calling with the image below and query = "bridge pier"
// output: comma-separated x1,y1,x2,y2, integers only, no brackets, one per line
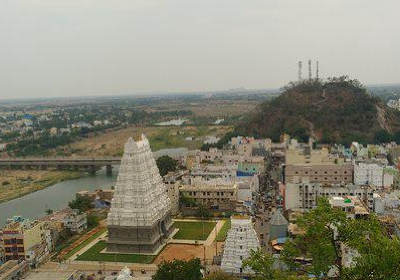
89,165,96,175
106,165,113,176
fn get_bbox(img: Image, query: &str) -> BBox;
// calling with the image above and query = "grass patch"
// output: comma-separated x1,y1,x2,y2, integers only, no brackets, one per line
173,221,216,240
63,228,107,260
75,241,155,264
216,219,231,242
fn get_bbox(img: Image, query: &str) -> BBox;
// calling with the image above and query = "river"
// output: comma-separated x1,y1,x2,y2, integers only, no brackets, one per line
0,148,191,226
0,166,119,226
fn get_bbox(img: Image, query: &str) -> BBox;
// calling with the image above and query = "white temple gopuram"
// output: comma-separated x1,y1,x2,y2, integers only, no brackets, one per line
221,216,260,275
107,135,173,254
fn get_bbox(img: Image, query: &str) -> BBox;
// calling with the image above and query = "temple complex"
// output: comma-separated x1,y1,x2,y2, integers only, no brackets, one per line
221,216,260,275
107,135,173,254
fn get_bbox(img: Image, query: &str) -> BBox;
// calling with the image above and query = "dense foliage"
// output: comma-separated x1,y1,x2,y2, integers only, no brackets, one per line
152,258,203,280
156,155,178,176
243,198,400,280
68,196,93,213
236,77,400,145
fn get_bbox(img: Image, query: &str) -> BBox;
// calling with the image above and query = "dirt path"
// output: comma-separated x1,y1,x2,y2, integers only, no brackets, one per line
303,119,317,140
312,89,328,111
376,104,392,133
304,89,328,139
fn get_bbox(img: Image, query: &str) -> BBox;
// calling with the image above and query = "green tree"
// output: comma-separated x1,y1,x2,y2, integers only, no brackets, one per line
281,198,347,278
374,129,392,144
87,213,100,229
281,198,400,279
156,155,177,177
243,249,304,280
203,271,236,280
68,196,93,213
152,258,203,280
340,217,400,280
196,203,212,218
180,193,198,208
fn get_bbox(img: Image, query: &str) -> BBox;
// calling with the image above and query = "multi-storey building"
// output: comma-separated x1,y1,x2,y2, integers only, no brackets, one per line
64,210,87,233
163,171,187,215
190,165,236,181
285,145,337,165
285,180,376,210
285,164,353,184
354,162,384,187
195,148,223,163
180,180,238,211
329,196,369,219
2,217,50,267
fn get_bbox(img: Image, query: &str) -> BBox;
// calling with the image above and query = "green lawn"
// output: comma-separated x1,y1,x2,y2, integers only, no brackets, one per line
216,219,231,242
75,241,155,264
63,228,107,260
173,221,216,240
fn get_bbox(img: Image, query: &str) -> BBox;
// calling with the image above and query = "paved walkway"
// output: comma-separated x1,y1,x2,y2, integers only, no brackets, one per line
42,260,158,274
69,230,108,260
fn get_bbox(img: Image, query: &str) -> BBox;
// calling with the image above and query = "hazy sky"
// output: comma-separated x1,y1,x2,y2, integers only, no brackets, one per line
1,0,399,99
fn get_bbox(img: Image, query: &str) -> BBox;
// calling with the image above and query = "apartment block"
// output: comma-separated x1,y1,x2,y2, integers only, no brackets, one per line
180,180,237,211
2,217,50,267
285,164,353,184
285,180,376,210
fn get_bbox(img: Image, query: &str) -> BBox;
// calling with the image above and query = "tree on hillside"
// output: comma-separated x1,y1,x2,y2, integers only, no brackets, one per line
152,258,203,280
156,155,177,177
68,196,93,213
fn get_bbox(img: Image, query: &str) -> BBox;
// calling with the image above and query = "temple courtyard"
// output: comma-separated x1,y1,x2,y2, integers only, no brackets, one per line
68,219,230,264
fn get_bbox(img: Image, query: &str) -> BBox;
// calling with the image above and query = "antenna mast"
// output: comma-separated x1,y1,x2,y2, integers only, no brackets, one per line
298,61,302,81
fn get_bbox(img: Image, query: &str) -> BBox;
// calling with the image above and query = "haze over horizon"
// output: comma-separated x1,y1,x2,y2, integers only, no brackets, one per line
1,0,399,99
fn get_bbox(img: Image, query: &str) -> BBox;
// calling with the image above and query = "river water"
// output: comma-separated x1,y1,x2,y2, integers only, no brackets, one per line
0,148,191,226
0,166,119,226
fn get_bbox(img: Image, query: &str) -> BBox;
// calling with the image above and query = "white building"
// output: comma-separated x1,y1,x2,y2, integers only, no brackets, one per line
190,165,237,182
329,196,369,219
221,216,260,275
285,180,377,210
373,192,400,216
196,148,223,163
64,209,87,233
163,172,187,215
354,162,384,187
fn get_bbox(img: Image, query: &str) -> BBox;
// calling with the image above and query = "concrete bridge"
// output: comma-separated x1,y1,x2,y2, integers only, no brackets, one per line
0,158,122,176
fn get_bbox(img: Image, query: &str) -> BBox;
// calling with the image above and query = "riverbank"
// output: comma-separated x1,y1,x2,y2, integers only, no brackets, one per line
0,170,83,203
54,125,231,157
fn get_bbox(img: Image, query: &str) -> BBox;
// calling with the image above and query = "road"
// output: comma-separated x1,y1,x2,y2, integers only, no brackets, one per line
254,154,282,252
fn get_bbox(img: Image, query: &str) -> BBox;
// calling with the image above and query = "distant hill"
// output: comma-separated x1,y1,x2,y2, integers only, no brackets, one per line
236,77,400,145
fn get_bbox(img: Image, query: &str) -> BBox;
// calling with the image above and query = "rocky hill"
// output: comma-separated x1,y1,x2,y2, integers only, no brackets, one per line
237,77,400,145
